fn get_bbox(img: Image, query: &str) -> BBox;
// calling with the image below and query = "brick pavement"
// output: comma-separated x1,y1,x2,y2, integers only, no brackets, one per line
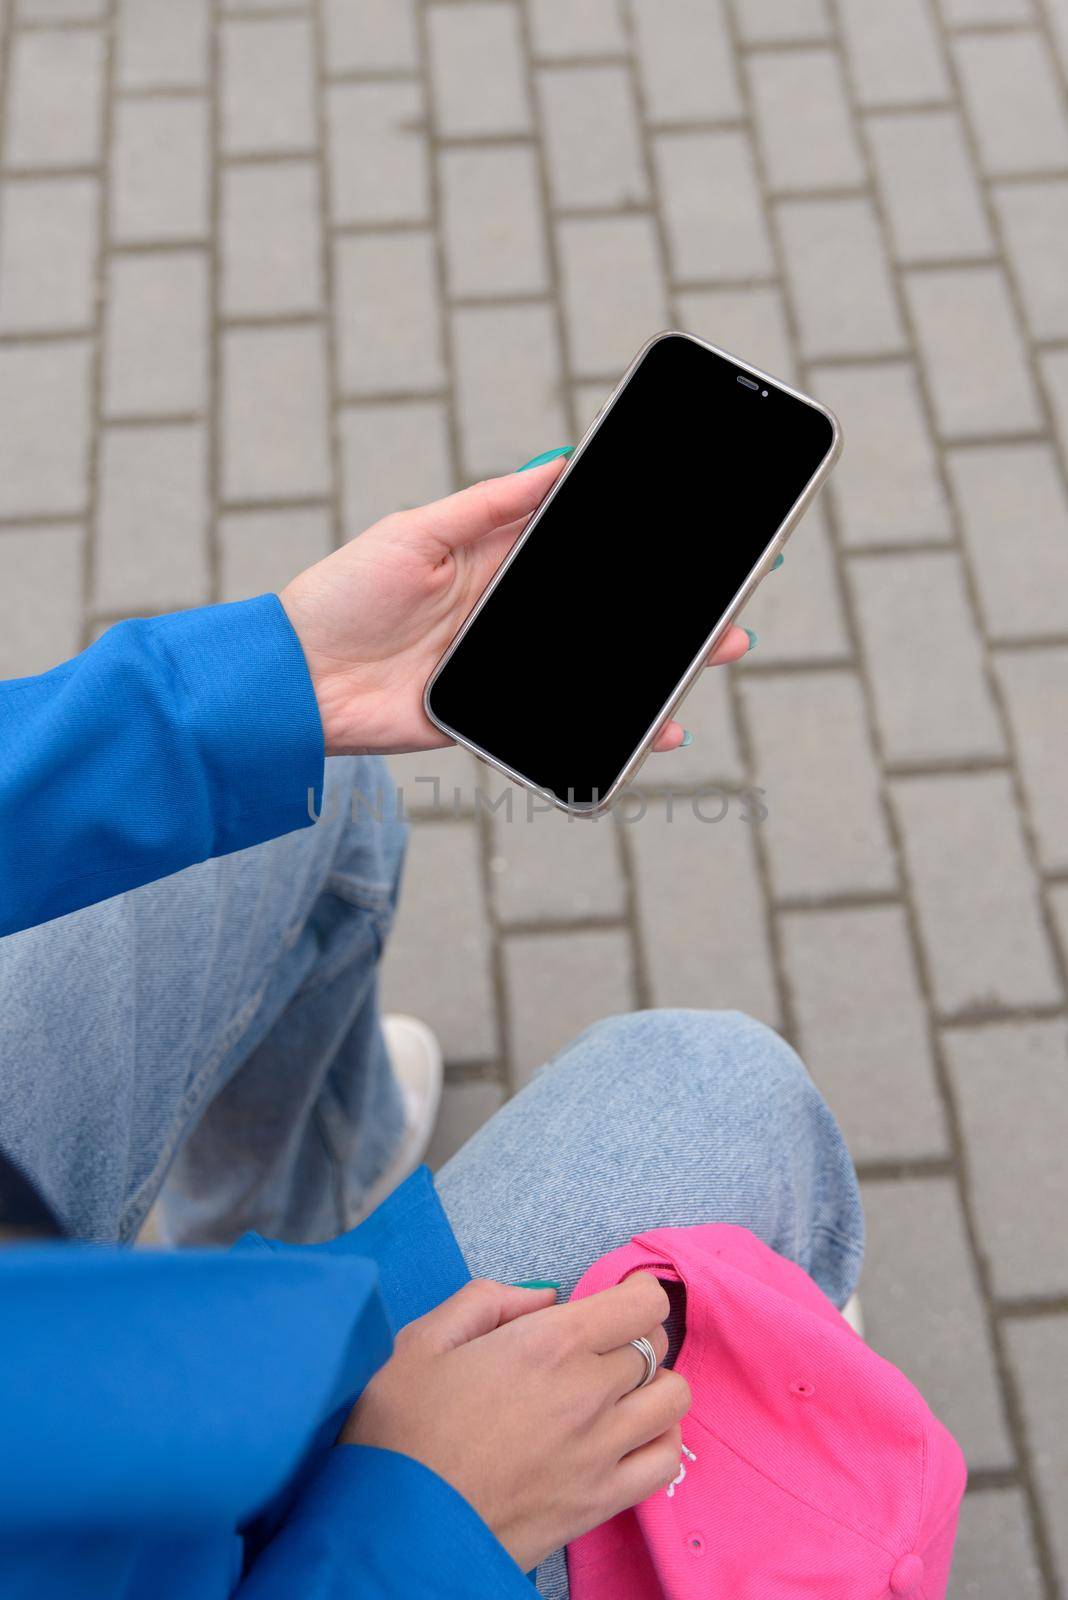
1,1,1066,1591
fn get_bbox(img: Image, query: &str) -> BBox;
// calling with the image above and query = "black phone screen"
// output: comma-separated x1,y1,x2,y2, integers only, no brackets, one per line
426,333,835,807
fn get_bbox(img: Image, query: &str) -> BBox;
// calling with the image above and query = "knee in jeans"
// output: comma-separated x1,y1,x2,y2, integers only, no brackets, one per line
585,1007,813,1127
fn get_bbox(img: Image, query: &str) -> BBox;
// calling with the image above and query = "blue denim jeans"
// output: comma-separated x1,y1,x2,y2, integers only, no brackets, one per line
0,756,863,1593
0,757,408,1245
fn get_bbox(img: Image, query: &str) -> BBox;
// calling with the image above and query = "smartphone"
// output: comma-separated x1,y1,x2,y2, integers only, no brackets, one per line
424,330,840,814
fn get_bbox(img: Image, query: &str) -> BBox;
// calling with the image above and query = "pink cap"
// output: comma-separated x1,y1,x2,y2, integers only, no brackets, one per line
567,1225,966,1600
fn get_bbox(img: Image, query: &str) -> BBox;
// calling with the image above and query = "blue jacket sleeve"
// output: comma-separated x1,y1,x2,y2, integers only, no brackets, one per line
238,1445,535,1599
235,1170,535,1597
0,595,324,936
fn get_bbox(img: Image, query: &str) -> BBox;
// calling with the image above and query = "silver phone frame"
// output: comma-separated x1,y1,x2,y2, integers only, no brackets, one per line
423,328,842,817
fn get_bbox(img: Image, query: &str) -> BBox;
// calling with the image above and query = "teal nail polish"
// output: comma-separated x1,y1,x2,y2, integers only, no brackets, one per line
514,1279,560,1291
771,553,785,570
745,628,759,652
680,729,694,748
517,447,573,472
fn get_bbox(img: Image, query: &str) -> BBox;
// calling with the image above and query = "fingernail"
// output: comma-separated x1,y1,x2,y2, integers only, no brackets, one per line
745,628,759,652
771,553,785,570
680,729,694,748
517,447,573,472
514,1279,560,1291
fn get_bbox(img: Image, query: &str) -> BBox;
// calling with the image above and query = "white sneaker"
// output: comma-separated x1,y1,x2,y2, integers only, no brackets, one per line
841,1293,864,1338
352,1014,444,1223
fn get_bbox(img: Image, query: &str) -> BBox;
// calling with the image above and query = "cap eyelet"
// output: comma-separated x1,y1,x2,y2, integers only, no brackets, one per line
686,1532,705,1556
790,1379,816,1398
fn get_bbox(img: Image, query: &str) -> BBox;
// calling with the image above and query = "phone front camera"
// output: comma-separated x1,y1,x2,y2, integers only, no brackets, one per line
761,389,768,397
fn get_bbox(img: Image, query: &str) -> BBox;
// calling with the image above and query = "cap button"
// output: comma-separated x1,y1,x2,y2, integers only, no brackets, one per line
889,1554,925,1595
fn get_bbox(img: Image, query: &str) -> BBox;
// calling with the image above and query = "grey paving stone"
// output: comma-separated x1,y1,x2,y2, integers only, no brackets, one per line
630,0,741,123
945,1019,1068,1299
452,302,568,481
1004,1316,1068,1589
1043,349,1068,465
675,285,795,385
381,820,498,1064
220,17,316,156
0,341,90,517
951,1487,1044,1600
947,444,1068,642
905,267,1042,440
537,65,647,211
995,647,1068,874
891,773,1062,1015
629,796,781,1027
557,214,668,378
489,806,626,923
221,161,321,317
117,0,209,90
0,524,84,677
1049,0,1068,83
18,0,104,16
426,2,532,138
836,0,951,107
527,0,626,58
654,131,774,284
0,176,97,333
1052,883,1068,971
867,111,993,265
334,232,445,397
860,1178,1014,1470
103,252,209,419
633,664,745,790
777,198,905,359
730,0,830,44
994,179,1068,341
815,361,952,547
954,31,1068,177
939,0,1033,20
503,927,636,1087
323,0,419,73
218,507,332,603
748,49,865,193
339,400,453,537
3,28,105,169
849,551,1004,765
425,1079,506,1172
439,144,549,298
222,325,332,501
95,424,209,611
388,745,482,817
326,81,429,228
111,97,209,246
741,670,897,899
780,904,948,1162
743,499,851,666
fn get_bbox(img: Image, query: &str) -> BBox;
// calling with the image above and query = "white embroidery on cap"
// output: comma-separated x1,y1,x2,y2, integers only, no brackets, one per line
666,1443,698,1498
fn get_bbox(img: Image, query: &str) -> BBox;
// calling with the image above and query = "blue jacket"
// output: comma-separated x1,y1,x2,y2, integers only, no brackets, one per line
0,597,534,1596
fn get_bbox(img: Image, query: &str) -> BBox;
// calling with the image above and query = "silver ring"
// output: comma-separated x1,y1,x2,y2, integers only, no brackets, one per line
629,1335,658,1390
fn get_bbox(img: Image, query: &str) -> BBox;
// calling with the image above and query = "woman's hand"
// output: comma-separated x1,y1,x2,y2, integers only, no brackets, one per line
340,1273,689,1573
279,457,751,758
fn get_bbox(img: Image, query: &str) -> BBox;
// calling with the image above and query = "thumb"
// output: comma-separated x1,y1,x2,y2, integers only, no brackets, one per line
407,456,568,555
423,1277,558,1352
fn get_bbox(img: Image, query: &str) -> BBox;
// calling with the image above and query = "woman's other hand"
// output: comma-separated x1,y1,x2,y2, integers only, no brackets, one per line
339,1273,690,1573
